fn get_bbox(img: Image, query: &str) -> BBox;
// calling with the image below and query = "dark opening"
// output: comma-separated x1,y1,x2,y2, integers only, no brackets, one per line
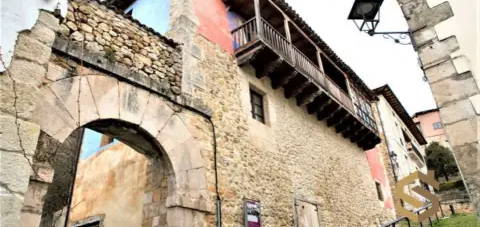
375,182,384,201
321,54,349,94
250,89,265,123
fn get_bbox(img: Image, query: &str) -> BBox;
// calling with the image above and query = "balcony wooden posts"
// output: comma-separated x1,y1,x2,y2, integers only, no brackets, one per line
254,0,263,38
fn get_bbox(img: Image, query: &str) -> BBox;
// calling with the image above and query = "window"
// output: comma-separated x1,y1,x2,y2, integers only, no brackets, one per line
375,182,383,201
433,122,443,130
250,89,265,123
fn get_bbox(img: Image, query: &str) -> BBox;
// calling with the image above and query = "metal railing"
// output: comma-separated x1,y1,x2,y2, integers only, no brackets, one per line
381,202,445,227
232,18,380,132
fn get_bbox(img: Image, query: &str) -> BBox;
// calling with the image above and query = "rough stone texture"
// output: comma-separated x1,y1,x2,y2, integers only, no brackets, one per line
429,72,478,107
397,0,480,216
188,36,393,226
60,1,182,96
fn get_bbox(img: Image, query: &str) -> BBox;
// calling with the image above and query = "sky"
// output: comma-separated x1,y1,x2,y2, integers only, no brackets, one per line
284,0,437,115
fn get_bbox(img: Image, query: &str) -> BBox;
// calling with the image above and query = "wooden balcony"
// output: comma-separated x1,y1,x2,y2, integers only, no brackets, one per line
232,18,380,150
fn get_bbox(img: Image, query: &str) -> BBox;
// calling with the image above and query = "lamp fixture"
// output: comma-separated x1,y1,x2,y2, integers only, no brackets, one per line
348,0,411,44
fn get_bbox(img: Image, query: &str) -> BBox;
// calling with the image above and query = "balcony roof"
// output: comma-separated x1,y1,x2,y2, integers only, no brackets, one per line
374,85,427,145
227,0,377,101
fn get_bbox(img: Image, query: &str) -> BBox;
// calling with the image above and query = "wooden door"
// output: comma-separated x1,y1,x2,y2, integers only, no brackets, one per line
296,200,321,227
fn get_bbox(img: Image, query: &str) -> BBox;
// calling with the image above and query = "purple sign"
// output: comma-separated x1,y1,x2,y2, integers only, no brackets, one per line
245,200,261,227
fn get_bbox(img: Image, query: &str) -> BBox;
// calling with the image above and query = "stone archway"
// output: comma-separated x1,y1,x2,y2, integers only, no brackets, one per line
22,74,212,226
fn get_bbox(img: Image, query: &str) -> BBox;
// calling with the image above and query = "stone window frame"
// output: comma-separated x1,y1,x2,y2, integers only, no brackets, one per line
72,214,105,227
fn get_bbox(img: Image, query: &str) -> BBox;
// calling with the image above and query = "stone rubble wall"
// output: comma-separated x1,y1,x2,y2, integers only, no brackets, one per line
189,34,396,226
396,0,480,216
59,1,183,95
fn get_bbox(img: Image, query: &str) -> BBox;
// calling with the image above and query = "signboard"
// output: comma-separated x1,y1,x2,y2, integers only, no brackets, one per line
244,200,261,227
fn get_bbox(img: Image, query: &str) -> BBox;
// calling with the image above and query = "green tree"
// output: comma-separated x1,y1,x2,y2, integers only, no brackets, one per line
425,142,459,181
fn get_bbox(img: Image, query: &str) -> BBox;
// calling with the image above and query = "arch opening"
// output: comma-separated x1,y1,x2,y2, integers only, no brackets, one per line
25,119,175,227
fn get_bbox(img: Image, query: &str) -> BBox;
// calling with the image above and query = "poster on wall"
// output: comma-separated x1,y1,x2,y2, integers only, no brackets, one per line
244,200,261,227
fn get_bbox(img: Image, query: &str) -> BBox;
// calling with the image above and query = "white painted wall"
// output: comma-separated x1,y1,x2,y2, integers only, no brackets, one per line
0,0,68,71
376,95,428,178
426,0,479,79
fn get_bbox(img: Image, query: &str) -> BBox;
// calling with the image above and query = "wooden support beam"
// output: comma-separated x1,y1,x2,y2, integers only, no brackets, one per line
258,57,283,78
296,87,320,106
284,78,310,98
335,116,354,133
317,103,339,121
327,108,347,127
307,93,328,114
272,70,297,89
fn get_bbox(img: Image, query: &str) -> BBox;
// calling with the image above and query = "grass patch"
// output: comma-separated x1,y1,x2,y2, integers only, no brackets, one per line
399,214,479,227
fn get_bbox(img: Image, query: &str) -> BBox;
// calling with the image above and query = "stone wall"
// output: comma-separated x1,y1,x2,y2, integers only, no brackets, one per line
396,0,480,216
60,1,182,95
188,34,395,226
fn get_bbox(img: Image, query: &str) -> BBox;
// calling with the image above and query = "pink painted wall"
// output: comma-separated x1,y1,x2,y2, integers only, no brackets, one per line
194,0,234,54
413,111,446,138
366,148,394,209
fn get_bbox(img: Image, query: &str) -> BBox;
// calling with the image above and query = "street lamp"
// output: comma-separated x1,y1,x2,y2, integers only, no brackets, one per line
348,0,411,44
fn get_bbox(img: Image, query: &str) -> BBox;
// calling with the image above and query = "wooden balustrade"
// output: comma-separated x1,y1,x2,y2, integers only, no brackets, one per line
232,18,376,133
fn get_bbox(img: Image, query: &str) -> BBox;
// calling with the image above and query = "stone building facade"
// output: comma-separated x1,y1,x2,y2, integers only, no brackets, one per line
395,0,479,216
0,0,399,226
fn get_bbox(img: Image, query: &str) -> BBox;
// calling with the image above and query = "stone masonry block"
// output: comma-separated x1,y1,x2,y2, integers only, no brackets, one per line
37,11,60,31
440,99,475,125
400,0,429,19
412,27,437,47
78,77,100,126
406,1,453,32
140,95,174,138
0,115,40,156
29,22,56,46
48,77,80,123
424,59,457,83
14,34,51,65
33,87,77,142
453,143,479,176
46,63,70,81
0,151,33,194
419,36,459,68
119,81,150,125
445,118,478,147
469,94,480,115
0,194,25,227
21,181,49,213
9,59,46,87
430,72,478,107
86,76,120,119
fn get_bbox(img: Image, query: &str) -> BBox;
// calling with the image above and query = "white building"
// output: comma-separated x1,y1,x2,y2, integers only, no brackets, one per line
373,85,429,203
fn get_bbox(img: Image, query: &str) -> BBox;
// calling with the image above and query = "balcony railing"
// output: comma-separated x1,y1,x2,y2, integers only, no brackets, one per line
233,18,354,111
407,143,425,164
232,18,378,132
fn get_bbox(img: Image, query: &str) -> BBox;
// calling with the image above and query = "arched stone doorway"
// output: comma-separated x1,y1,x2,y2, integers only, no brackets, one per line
20,75,212,226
